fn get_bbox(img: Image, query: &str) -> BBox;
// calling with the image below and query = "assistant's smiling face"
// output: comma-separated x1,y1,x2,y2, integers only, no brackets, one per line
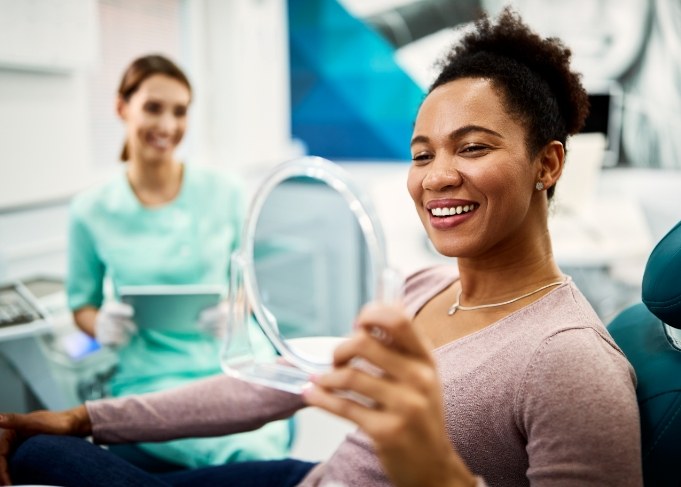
118,74,190,165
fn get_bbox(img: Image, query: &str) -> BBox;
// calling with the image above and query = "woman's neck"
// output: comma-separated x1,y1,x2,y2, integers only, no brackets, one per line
126,158,184,207
456,228,563,304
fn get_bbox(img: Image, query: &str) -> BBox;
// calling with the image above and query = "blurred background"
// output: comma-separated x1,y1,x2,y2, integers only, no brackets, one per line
1,0,680,456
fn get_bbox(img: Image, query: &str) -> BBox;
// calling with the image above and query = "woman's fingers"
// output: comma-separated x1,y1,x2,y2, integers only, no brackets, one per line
351,303,433,358
332,329,438,396
0,408,91,486
0,419,24,486
0,407,90,438
304,302,443,421
304,366,439,448
0,412,60,436
0,428,16,485
0,414,20,430
302,378,385,428
303,378,414,445
312,362,393,407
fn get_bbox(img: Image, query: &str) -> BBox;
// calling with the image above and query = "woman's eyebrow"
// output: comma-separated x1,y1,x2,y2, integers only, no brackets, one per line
410,135,429,147
449,125,503,140
410,125,503,147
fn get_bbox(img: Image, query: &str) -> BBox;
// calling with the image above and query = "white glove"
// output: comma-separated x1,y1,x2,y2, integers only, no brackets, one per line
197,302,230,338
95,301,137,347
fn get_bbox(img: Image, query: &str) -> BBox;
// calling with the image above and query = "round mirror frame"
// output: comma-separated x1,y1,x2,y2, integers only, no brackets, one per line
240,156,388,373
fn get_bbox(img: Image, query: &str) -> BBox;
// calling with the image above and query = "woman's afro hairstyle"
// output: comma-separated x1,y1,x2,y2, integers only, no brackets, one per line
430,7,589,164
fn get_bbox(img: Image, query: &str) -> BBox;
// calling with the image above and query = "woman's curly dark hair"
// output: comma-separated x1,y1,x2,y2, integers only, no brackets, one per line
430,7,589,198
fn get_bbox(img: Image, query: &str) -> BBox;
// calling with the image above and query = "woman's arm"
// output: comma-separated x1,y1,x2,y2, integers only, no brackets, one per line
73,306,98,337
87,374,304,444
303,303,478,487
0,374,305,483
518,329,643,486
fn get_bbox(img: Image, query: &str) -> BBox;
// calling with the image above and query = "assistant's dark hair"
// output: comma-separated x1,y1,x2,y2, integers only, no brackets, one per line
430,7,589,198
117,54,192,161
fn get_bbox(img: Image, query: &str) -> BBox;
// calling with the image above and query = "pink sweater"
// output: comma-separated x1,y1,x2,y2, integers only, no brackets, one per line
87,266,642,486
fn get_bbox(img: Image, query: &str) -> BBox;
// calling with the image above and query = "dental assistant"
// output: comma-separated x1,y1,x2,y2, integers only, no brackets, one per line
66,54,290,469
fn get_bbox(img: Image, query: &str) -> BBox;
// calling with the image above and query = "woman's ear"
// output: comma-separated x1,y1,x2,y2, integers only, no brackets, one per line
536,141,565,190
116,96,127,120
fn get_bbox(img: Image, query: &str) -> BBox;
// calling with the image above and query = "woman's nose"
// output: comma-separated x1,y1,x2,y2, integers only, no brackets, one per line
157,111,176,133
423,158,463,191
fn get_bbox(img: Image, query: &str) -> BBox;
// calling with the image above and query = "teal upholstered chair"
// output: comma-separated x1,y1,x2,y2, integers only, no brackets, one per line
608,221,681,486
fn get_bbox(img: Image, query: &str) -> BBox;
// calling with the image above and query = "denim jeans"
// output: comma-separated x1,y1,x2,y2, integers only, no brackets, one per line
10,435,317,487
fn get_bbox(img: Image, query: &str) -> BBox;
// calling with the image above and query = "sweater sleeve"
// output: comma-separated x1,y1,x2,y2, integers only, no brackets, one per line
85,374,305,444
515,328,642,486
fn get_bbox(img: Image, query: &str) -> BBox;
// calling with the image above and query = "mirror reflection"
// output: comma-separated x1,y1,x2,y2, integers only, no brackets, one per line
253,175,373,344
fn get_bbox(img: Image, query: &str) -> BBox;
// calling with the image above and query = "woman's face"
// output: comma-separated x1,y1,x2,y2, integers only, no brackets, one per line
118,74,190,164
408,77,545,259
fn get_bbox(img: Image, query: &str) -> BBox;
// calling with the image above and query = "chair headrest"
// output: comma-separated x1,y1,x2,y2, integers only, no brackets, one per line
642,220,681,328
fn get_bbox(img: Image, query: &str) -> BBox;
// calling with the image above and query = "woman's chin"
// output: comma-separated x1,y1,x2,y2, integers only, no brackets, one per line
426,238,461,259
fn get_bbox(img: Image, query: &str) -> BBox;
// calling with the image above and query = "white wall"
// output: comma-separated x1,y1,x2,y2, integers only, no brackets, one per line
186,0,296,175
0,0,101,210
0,71,99,210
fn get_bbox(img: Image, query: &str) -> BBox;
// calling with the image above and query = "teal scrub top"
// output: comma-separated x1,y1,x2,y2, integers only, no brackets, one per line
67,164,291,466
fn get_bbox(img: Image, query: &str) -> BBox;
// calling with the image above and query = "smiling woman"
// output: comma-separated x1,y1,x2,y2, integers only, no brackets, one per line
63,54,292,470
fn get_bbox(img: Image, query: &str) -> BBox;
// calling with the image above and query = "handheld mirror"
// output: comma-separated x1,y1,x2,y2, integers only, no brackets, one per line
221,156,398,394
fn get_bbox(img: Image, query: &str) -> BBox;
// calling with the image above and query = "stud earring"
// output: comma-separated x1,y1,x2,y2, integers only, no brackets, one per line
535,181,545,191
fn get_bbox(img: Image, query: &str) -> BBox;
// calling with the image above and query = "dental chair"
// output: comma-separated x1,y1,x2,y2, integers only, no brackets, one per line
607,220,681,487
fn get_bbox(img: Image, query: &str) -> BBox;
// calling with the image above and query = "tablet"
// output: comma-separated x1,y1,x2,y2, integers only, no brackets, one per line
119,285,225,333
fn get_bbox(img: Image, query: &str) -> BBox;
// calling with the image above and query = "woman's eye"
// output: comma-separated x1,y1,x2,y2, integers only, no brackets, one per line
174,106,187,117
144,102,162,114
461,144,489,155
411,153,432,164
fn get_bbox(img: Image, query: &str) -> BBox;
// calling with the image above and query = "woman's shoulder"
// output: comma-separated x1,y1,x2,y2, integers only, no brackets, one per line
70,172,129,218
181,164,246,212
532,279,608,335
518,280,632,378
405,265,459,288
511,279,622,353
184,164,245,193
403,266,459,317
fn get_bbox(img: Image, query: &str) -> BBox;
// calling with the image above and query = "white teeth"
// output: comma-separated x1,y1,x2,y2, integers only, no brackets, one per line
430,203,477,217
149,135,171,149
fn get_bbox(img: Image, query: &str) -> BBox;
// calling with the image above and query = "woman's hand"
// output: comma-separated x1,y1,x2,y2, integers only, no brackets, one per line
0,405,92,485
302,303,476,487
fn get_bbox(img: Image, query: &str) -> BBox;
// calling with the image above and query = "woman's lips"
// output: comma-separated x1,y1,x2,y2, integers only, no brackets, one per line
426,201,478,229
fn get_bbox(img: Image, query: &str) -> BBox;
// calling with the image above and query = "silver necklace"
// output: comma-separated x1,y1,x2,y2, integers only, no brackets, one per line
447,280,565,316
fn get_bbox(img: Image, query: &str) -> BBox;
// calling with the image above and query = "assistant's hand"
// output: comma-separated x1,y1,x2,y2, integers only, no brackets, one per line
95,301,137,347
197,302,231,338
303,303,476,487
0,405,92,485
